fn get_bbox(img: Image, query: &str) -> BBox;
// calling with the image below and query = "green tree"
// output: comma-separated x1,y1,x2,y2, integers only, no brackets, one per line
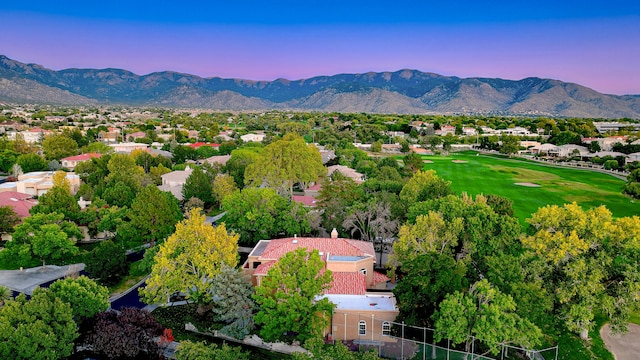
208,265,255,338
433,279,542,356
394,253,468,327
316,177,363,235
101,180,138,207
0,290,78,360
522,203,640,339
225,147,262,188
0,206,20,235
212,173,238,208
84,141,114,154
588,141,601,153
30,171,81,221
371,140,382,153
84,240,128,286
0,149,18,172
245,134,326,197
391,211,463,268
222,187,310,245
120,186,183,247
253,248,334,343
0,212,81,269
402,153,424,173
141,209,239,313
499,135,520,156
0,285,11,307
47,276,109,320
42,134,78,160
182,166,214,207
399,169,452,206
15,153,47,173
176,341,250,360
407,194,521,276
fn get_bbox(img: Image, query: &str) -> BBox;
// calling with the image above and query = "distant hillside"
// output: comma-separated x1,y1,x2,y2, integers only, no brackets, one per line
1,55,639,118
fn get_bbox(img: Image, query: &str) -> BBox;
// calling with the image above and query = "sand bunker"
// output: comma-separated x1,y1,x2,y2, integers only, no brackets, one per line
423,160,433,163
452,160,468,163
514,182,541,187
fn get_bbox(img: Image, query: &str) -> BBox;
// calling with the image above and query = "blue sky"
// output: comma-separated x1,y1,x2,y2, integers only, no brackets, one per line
1,1,639,94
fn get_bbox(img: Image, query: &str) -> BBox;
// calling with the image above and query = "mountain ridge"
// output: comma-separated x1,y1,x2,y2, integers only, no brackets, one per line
1,55,639,118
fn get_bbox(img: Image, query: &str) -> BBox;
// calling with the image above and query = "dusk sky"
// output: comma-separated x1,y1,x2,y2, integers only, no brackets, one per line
1,1,639,95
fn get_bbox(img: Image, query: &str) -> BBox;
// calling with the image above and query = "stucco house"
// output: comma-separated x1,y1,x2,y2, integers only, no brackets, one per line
109,142,149,153
327,165,365,184
157,167,193,201
243,233,398,343
15,171,81,196
60,153,102,170
240,133,266,143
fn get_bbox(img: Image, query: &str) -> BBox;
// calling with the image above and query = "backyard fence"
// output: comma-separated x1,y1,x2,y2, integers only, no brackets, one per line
334,313,558,360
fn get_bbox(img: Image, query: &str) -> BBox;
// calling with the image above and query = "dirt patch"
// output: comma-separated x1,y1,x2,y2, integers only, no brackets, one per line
514,182,541,187
601,323,640,360
452,160,468,163
423,160,433,163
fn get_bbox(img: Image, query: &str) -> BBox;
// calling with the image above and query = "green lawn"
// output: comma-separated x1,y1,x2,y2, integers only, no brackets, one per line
419,152,640,225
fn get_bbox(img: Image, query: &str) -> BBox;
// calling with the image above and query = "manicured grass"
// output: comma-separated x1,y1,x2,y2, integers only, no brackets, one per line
419,152,640,225
629,311,640,326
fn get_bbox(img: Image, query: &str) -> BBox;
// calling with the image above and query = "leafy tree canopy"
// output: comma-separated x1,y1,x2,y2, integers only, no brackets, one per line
0,290,78,360
141,209,239,310
253,248,334,343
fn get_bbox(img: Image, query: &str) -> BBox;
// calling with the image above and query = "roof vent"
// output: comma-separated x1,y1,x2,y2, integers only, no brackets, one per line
331,228,338,239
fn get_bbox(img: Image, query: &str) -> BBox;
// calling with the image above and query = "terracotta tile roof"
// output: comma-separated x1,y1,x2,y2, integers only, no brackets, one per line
292,195,317,207
306,183,322,191
61,153,102,162
325,272,367,295
0,191,37,219
187,142,220,149
253,261,276,276
372,271,390,286
259,237,375,261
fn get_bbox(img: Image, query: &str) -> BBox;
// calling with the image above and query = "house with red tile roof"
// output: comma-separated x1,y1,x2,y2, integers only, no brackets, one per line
187,142,220,150
60,153,102,170
243,232,398,343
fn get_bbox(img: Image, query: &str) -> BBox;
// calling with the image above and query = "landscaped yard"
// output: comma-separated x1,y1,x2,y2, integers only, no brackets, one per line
419,151,640,225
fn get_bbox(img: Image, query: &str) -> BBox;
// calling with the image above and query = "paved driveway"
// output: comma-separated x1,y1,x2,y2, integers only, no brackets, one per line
600,323,640,360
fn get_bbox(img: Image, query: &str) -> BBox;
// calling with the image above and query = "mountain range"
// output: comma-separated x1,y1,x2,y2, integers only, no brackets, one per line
1,55,639,118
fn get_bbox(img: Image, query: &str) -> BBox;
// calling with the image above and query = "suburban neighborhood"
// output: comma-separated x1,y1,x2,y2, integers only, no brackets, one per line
0,105,640,359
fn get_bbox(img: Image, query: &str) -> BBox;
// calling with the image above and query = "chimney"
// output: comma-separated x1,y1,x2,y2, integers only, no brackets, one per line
331,228,338,239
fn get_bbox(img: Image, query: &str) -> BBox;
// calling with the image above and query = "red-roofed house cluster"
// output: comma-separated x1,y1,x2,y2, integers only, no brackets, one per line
243,230,399,344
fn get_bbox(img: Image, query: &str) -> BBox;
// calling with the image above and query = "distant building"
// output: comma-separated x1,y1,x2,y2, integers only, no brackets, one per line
158,167,193,201
109,142,149,153
60,153,102,170
240,133,266,142
14,171,80,196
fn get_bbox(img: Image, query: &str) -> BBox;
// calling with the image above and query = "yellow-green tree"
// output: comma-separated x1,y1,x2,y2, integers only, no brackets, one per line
399,169,452,206
245,134,326,197
212,174,237,208
141,208,239,312
390,211,463,268
522,203,640,339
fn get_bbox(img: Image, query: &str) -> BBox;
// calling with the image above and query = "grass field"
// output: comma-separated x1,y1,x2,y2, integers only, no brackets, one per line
419,151,640,226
